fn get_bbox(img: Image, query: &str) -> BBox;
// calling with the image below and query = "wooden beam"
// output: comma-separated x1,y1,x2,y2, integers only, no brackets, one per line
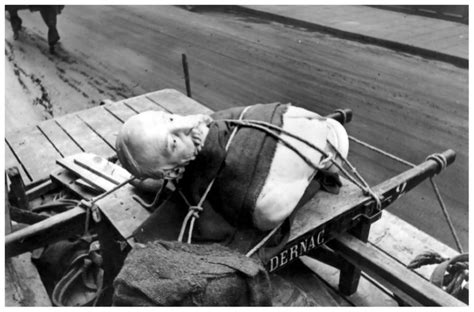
9,206,49,225
5,206,87,258
330,233,466,306
300,256,399,306
268,149,456,272
25,179,58,201
6,167,29,210
5,176,12,235
337,220,371,295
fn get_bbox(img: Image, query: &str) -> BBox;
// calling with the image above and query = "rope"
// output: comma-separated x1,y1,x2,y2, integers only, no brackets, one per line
226,119,382,211
245,222,283,257
82,176,136,235
177,111,459,256
218,119,382,256
226,120,369,192
407,251,447,269
429,177,464,253
132,180,168,210
177,106,251,243
349,135,416,167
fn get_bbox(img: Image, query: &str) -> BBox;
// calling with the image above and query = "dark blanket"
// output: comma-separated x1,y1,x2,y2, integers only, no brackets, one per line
112,240,272,306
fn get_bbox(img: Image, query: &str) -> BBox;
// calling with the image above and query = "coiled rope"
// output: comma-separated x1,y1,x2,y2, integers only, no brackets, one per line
407,251,468,301
348,135,463,253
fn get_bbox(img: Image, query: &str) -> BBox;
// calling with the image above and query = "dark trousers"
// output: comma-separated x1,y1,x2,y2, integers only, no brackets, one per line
6,5,62,47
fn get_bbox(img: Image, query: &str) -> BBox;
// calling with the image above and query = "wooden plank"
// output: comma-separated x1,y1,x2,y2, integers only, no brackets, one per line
73,153,131,184
300,256,398,306
5,141,31,183
123,94,166,113
330,234,466,306
96,184,150,240
57,157,117,192
37,118,83,157
6,126,62,181
54,113,115,159
50,168,97,200
76,106,123,151
368,211,458,280
5,253,52,306
145,89,213,115
103,101,139,123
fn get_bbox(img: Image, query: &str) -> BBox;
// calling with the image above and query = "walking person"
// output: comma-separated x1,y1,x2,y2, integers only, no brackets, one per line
6,5,65,53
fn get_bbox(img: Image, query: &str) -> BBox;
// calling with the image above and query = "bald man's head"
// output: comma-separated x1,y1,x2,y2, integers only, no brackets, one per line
116,111,212,179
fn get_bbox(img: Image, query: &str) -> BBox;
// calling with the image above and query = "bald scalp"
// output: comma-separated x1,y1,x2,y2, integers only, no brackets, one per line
116,111,168,178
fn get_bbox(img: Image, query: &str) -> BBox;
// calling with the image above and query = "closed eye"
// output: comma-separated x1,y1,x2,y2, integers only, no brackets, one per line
171,137,177,150
167,135,177,152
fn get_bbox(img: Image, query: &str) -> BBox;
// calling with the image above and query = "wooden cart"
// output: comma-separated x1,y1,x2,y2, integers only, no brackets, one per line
4,89,465,306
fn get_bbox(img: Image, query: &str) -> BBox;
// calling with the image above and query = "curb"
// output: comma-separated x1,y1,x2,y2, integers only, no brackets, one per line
232,6,468,69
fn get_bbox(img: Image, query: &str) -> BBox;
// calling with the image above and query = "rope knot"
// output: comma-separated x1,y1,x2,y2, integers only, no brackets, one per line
189,205,203,219
319,153,334,168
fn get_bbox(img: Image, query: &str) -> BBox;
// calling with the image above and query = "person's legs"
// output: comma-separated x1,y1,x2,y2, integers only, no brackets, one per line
6,7,22,40
39,6,60,53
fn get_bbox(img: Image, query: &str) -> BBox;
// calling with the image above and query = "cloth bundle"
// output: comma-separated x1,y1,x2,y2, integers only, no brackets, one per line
112,240,272,306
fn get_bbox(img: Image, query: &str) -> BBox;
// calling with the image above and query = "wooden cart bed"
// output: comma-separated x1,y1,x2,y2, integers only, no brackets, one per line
5,89,460,306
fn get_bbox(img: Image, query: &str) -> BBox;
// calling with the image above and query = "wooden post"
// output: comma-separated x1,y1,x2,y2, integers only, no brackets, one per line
335,219,371,295
5,173,12,235
7,167,29,210
182,53,192,98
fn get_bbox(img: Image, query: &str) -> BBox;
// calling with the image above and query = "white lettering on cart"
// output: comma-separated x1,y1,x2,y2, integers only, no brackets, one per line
269,228,326,272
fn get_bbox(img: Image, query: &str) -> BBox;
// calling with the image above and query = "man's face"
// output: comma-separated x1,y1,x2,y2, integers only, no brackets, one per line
159,112,210,170
116,111,212,179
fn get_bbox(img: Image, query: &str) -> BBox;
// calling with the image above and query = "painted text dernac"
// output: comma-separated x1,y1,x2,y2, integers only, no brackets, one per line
269,228,325,272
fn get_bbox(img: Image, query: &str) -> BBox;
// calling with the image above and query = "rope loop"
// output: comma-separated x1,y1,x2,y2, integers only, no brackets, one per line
319,152,334,168
426,153,448,173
